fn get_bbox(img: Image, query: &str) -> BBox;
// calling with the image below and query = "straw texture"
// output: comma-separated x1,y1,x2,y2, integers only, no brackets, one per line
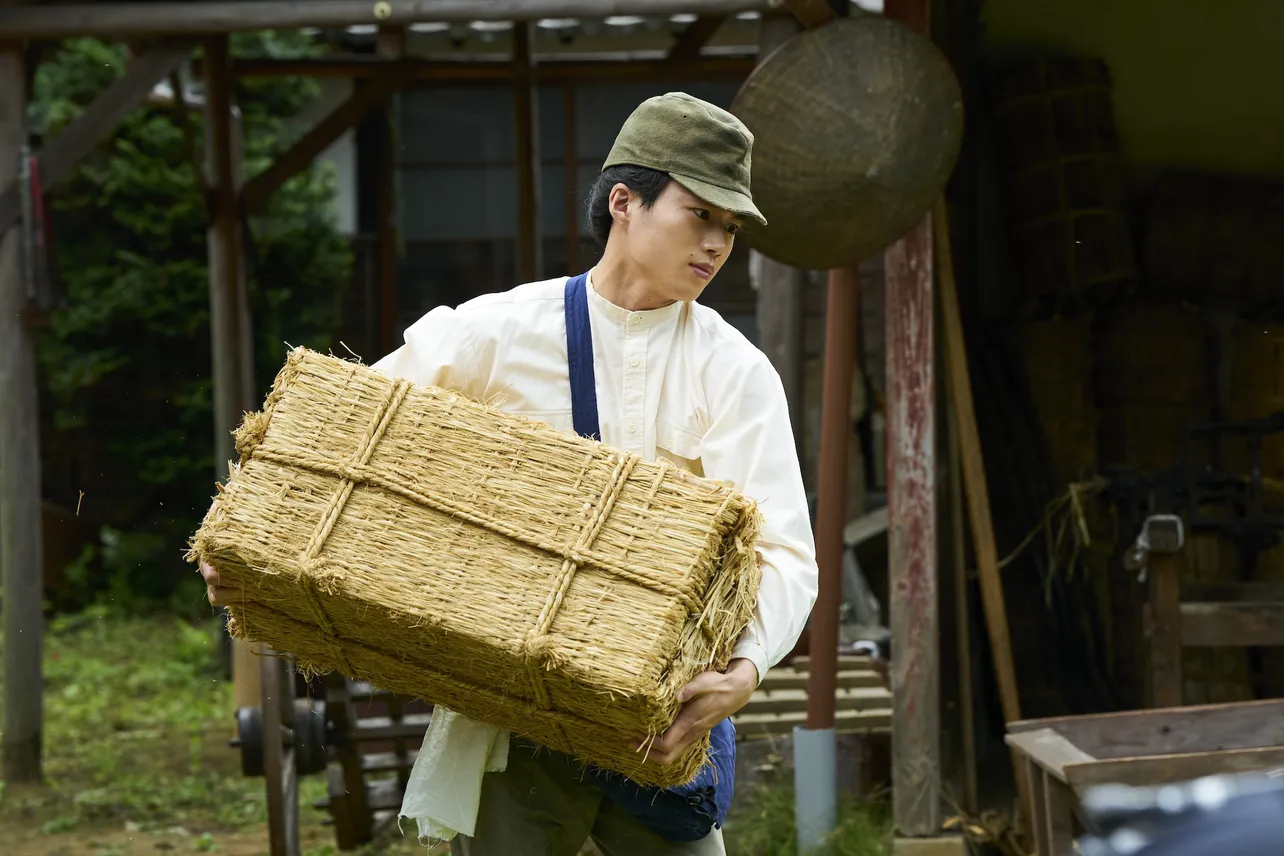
188,348,763,787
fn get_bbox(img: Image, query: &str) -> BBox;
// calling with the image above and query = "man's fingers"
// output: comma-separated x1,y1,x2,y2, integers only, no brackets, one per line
679,671,724,704
207,585,245,607
199,561,220,585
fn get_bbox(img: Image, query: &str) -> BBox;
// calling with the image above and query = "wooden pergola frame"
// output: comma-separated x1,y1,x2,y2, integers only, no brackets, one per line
0,1,987,853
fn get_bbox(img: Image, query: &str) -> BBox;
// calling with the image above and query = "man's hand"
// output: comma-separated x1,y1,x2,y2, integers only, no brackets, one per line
200,561,246,608
633,658,758,767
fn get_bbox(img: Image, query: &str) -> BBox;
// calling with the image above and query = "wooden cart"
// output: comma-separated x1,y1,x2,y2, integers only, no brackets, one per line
1006,699,1284,856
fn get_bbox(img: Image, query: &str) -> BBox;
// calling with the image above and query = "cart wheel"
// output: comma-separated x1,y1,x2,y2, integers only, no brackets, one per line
293,698,328,776
230,706,264,777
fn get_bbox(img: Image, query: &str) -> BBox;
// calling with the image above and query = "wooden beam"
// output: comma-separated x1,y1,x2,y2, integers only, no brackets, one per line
887,214,939,838
1181,601,1284,648
667,16,725,61
513,21,542,283
562,83,581,275
779,0,837,29
1148,552,1184,707
0,39,194,233
220,55,759,83
1064,745,1284,792
375,26,403,357
241,67,415,215
0,0,776,39
807,265,861,730
203,36,261,718
0,15,45,785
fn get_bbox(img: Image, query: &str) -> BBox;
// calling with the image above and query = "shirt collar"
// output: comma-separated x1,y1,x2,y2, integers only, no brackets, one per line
585,268,684,329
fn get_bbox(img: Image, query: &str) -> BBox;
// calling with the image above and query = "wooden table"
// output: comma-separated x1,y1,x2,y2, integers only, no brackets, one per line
1006,699,1284,856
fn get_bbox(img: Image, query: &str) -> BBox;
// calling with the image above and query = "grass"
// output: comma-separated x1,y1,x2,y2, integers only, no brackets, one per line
0,608,888,855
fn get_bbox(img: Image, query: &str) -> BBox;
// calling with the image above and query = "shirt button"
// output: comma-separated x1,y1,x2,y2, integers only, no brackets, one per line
629,314,641,324
629,358,639,368
629,424,638,434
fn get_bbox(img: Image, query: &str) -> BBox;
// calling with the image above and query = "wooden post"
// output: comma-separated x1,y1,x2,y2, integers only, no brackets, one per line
513,21,542,283
886,215,939,838
562,84,580,275
204,36,260,714
1148,552,1184,708
376,25,403,356
0,19,45,785
752,12,805,458
806,265,860,729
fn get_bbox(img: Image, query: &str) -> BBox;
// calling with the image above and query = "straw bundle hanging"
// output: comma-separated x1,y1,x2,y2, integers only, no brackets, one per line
188,348,763,788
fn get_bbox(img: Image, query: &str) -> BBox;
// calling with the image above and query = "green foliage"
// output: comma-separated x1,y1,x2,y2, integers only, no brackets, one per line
725,782,892,856
32,33,353,610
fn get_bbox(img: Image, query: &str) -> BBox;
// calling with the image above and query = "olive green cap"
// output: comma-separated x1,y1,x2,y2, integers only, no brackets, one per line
602,91,767,226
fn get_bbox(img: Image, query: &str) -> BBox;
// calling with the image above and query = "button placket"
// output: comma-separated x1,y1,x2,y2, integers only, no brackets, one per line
622,317,648,455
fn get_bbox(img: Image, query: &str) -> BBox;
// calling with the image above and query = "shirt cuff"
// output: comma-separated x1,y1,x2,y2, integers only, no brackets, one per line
729,639,769,688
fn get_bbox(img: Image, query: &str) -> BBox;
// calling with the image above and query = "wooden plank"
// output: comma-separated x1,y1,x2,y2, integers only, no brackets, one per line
241,67,415,215
734,708,892,738
667,15,725,61
0,22,44,785
0,0,779,38
888,214,939,836
1005,728,1096,783
1148,553,1184,707
779,0,837,29
513,21,542,283
1007,699,1284,759
0,39,194,233
1044,774,1075,856
1183,581,1284,602
1064,745,1284,792
226,55,757,83
1026,761,1050,856
744,687,891,715
791,654,873,671
562,84,580,275
948,397,979,813
325,677,373,844
1181,601,1284,647
760,669,885,691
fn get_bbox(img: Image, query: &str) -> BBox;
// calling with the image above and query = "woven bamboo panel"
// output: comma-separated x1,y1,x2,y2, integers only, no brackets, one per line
189,349,763,787
989,57,1137,316
1016,315,1098,488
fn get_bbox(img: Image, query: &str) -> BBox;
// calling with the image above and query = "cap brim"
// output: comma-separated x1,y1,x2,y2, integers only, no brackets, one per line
670,172,767,227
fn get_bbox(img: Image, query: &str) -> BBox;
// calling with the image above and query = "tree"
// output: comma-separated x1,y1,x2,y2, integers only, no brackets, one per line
33,33,353,612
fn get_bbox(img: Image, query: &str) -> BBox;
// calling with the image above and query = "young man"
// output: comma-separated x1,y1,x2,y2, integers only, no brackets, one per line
203,92,817,855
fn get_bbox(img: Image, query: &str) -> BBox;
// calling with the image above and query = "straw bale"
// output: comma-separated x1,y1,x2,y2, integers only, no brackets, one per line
188,348,763,787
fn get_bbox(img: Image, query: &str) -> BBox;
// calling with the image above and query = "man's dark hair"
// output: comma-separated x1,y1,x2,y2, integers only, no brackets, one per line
584,164,671,246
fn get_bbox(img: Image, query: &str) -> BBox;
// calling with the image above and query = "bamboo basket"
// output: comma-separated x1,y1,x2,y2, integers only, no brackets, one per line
188,349,763,787
989,57,1137,317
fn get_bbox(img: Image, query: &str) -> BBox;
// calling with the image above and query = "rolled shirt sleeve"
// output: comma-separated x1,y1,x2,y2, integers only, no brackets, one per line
699,351,819,686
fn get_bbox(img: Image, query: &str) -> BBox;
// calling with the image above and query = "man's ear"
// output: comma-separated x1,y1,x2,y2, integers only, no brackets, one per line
608,183,633,228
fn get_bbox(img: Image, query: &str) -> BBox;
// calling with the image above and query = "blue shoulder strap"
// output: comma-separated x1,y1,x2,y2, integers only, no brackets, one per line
562,272,736,843
563,273,600,441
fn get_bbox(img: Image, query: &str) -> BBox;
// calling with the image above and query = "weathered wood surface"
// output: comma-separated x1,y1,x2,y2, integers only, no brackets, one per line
513,21,542,284
0,0,778,38
887,214,939,836
1181,601,1284,647
225,55,757,83
0,22,45,784
1066,746,1284,791
1008,699,1284,758
1005,728,1095,783
1148,552,1184,707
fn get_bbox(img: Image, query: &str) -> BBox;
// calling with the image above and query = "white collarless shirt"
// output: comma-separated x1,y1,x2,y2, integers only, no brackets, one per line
372,270,818,840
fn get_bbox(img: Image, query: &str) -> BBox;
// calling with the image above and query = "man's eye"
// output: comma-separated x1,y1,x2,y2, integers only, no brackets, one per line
693,209,710,220
726,223,741,235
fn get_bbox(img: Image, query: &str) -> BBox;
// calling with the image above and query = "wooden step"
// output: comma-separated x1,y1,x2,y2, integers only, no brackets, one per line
733,708,892,738
759,669,884,692
741,686,890,716
353,713,433,741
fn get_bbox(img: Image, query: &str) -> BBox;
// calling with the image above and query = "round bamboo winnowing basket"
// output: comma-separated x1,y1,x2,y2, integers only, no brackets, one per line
1016,315,1098,489
989,57,1137,317
730,16,963,270
1227,322,1284,698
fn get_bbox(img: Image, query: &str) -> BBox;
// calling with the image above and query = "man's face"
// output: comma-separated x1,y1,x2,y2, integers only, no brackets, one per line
613,181,744,305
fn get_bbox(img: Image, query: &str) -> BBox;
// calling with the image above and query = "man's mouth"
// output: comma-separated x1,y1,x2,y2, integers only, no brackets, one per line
690,263,713,280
